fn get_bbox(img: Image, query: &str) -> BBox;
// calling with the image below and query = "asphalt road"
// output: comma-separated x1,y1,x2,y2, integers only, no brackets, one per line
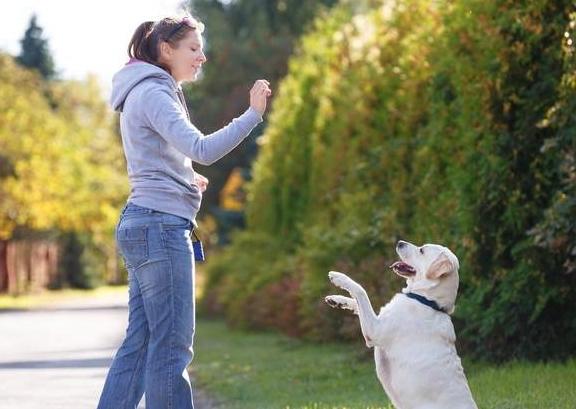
0,292,216,409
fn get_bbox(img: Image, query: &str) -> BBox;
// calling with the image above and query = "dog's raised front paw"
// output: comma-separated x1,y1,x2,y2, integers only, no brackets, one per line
325,295,343,308
328,271,353,290
325,295,357,313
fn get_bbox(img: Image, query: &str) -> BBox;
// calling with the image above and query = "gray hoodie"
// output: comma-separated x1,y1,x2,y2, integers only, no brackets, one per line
110,60,262,222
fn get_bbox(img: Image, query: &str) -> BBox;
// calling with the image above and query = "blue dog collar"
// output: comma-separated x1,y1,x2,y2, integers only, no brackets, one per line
405,292,447,313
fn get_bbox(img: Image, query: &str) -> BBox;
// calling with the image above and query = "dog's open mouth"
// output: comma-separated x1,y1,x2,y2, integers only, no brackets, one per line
390,261,416,276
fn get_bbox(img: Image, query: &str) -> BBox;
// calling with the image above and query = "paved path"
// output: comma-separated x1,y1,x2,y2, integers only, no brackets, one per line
0,292,216,409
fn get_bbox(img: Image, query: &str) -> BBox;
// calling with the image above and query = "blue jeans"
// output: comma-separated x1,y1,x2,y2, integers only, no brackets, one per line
97,202,196,409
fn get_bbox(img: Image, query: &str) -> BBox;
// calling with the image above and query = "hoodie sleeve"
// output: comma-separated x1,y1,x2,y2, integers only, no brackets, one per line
142,87,263,166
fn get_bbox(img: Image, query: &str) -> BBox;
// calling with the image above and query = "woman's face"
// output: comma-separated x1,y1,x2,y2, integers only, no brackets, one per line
162,30,207,83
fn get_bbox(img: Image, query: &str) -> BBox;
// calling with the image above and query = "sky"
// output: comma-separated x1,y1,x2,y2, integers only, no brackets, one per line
0,0,188,96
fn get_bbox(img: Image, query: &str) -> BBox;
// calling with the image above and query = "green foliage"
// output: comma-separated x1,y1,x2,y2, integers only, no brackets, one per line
16,14,56,80
203,0,576,361
201,231,299,332
446,0,576,361
57,231,104,289
185,0,338,221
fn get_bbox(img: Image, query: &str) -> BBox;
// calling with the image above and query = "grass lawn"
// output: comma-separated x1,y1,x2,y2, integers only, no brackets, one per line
192,319,576,409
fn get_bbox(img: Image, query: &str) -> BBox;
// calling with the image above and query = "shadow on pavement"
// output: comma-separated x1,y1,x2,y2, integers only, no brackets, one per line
0,357,113,369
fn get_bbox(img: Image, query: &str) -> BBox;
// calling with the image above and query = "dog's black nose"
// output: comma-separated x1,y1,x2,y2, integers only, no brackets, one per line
397,240,408,249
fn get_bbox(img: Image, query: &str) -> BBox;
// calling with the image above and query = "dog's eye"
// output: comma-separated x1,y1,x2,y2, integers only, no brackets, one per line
419,247,424,254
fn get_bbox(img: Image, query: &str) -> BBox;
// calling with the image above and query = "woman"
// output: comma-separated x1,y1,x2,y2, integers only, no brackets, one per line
97,14,271,409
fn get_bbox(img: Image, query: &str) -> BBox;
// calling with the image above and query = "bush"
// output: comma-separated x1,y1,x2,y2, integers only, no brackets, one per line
58,231,104,289
202,0,576,361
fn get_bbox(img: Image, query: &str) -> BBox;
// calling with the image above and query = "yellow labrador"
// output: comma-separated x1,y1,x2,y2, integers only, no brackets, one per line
326,240,477,409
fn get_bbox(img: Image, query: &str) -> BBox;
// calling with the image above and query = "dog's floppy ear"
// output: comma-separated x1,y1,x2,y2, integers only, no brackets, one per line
426,252,456,279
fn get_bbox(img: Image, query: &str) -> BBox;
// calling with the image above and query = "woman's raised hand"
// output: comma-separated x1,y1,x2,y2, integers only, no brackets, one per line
250,80,272,115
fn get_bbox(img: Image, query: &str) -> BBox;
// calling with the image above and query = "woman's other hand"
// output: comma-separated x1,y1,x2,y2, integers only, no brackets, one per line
250,80,272,115
194,172,209,192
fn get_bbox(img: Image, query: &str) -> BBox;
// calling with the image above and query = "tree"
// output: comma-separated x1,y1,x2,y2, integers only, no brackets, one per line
186,0,338,222
0,53,127,287
16,14,56,80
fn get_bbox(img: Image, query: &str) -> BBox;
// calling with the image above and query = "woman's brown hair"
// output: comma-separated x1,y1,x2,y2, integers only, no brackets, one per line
127,15,204,70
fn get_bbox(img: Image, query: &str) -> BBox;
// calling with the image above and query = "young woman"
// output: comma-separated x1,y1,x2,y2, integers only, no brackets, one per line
97,14,271,409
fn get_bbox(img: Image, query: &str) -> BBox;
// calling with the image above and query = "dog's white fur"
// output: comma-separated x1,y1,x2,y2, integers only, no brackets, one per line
326,240,477,409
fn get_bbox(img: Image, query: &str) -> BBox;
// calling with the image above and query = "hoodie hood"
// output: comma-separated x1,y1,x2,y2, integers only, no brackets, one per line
110,60,179,112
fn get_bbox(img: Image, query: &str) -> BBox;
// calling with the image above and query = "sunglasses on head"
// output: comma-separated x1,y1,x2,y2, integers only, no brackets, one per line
165,17,194,41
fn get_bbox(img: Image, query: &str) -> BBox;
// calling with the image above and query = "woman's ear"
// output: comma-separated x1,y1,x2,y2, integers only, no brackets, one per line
158,41,173,62
426,253,456,280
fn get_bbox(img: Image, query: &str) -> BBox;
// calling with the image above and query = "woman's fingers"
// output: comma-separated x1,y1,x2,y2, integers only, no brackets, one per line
257,86,271,95
194,172,209,192
252,80,271,92
250,79,272,115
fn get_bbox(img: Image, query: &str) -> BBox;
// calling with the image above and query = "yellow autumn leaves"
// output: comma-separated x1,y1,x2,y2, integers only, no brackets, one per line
0,54,127,249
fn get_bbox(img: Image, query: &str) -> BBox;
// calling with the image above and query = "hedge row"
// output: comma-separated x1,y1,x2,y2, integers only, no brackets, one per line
202,0,576,361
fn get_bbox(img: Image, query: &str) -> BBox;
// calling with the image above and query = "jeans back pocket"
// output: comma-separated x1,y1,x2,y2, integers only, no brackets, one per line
117,226,149,269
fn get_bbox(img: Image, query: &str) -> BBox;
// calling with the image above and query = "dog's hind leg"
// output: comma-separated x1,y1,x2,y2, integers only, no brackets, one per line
328,271,380,347
325,295,358,314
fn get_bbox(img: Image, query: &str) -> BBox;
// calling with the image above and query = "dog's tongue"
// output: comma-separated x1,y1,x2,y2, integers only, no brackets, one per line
390,261,416,275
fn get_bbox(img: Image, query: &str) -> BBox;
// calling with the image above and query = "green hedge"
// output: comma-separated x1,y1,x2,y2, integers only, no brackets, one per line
202,0,576,361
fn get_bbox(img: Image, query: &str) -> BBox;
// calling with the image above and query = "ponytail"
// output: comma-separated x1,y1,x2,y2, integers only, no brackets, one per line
127,21,156,63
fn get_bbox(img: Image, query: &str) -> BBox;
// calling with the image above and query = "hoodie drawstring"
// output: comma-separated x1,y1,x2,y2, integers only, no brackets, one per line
176,88,191,122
